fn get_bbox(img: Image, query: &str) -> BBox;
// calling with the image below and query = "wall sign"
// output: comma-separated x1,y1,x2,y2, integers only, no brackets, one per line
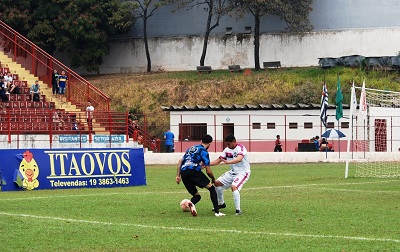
0,148,146,191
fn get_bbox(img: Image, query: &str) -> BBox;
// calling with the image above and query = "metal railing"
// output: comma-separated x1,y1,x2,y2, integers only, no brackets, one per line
0,20,110,111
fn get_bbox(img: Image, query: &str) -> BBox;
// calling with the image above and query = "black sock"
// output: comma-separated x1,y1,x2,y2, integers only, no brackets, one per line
191,194,201,205
208,185,219,213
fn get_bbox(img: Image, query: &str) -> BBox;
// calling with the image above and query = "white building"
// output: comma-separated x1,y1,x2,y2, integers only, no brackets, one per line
162,104,351,152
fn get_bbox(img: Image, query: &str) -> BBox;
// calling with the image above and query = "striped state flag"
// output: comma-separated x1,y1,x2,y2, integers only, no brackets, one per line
320,81,328,127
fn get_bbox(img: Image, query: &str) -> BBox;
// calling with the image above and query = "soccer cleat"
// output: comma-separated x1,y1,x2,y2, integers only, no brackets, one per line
214,212,226,217
235,209,243,215
212,203,226,211
188,202,197,217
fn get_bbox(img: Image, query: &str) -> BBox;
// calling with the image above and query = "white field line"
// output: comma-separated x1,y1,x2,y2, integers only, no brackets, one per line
294,186,400,194
0,212,399,244
0,179,398,202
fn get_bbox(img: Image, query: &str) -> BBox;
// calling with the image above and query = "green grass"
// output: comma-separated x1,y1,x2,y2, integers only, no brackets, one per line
1,163,399,251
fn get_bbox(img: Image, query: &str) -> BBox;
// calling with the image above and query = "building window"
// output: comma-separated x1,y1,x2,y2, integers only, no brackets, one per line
289,123,298,129
225,27,233,35
267,123,275,129
327,122,335,129
341,122,349,128
252,123,261,129
304,122,313,129
179,123,207,141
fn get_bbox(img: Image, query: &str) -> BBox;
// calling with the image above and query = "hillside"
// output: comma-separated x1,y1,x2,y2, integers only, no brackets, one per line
85,67,400,137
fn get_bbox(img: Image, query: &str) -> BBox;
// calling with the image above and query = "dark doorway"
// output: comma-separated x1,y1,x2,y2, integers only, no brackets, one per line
374,119,387,152
222,123,234,149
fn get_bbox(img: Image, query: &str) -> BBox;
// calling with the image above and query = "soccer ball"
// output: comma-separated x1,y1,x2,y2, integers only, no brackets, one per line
180,199,191,212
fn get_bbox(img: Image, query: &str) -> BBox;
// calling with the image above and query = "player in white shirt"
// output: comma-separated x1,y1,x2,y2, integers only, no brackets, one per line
210,134,250,215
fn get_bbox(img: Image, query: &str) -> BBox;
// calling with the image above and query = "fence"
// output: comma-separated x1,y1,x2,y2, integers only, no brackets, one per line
0,20,110,111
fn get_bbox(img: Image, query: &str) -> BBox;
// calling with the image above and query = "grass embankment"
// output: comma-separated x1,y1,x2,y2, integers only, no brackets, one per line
86,67,400,137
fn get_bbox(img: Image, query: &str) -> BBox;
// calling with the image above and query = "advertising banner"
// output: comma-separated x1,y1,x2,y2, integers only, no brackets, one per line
0,148,146,191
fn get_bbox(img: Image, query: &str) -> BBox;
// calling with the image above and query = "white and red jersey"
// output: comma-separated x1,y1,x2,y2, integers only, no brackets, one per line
219,143,250,173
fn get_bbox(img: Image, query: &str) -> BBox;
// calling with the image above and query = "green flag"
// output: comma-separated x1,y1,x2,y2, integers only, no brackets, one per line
335,76,343,121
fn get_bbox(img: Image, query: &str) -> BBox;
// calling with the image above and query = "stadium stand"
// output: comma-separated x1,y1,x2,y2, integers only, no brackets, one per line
0,20,158,151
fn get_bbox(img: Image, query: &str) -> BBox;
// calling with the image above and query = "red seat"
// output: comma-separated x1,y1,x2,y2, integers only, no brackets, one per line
12,74,18,80
21,81,28,87
0,122,9,131
33,102,42,108
1,67,9,74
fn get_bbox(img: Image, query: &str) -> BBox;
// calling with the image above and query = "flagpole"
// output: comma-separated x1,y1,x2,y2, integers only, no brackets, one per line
338,74,340,159
345,81,356,178
320,76,329,159
335,74,343,159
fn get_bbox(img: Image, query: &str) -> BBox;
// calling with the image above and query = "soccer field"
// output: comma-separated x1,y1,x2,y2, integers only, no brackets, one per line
0,163,399,251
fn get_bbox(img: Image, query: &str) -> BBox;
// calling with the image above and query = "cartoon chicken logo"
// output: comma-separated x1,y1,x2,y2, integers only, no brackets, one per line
17,150,40,190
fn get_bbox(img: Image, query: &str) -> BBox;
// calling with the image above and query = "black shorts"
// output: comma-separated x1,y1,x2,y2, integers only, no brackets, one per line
180,169,210,196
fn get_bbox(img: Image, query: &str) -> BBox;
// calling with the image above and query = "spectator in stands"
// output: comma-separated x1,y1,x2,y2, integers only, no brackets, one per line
138,134,143,145
164,129,175,153
274,135,283,152
0,77,9,102
9,81,20,94
53,109,64,130
86,100,94,132
320,137,329,151
51,69,59,97
4,72,13,94
58,70,68,101
128,116,139,138
150,135,157,151
30,80,41,101
314,136,320,151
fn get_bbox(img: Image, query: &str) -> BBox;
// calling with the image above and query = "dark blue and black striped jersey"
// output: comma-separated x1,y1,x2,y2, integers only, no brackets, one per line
180,144,210,172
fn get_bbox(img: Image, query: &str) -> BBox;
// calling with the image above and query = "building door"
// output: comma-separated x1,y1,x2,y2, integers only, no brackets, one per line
375,119,387,152
222,123,234,149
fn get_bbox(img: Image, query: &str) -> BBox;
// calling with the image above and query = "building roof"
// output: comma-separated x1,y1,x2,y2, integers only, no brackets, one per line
161,103,350,111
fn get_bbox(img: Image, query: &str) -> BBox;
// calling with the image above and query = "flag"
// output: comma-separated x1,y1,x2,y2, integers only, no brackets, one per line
350,81,357,115
320,80,328,127
358,80,367,120
335,75,343,121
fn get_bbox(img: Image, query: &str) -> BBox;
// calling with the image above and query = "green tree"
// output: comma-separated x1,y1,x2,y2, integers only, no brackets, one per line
133,0,169,72
170,0,230,66
0,0,137,73
232,0,313,70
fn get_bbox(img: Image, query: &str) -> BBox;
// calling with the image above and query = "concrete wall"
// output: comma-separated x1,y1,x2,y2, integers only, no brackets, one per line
144,152,400,165
96,27,400,74
128,0,400,37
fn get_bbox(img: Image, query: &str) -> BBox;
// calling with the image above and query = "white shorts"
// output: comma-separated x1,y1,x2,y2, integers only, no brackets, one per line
217,170,250,191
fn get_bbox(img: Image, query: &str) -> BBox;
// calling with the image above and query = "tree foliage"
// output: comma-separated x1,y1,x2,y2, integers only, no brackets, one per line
169,0,230,66
231,0,313,70
0,0,137,73
133,0,169,72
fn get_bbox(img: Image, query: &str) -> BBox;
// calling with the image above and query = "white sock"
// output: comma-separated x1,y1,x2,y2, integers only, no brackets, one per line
233,190,240,210
216,186,224,205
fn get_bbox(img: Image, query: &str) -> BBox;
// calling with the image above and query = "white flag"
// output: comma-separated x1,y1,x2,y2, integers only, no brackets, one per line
358,80,367,120
350,81,357,115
